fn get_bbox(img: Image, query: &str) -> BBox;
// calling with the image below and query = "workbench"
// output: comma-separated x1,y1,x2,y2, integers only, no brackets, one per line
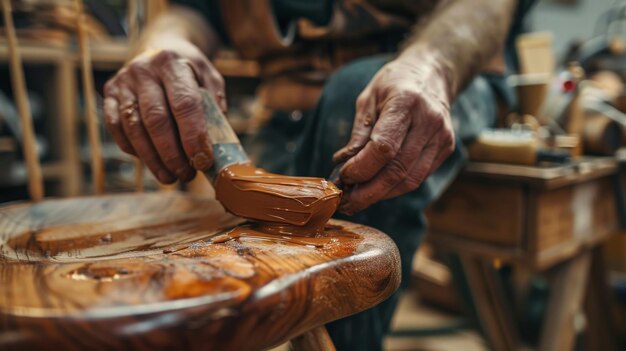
427,157,621,351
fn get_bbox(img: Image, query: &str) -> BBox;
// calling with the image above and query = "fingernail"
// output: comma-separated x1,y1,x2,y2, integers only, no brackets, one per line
190,152,212,171
340,172,355,185
335,145,360,163
332,152,345,164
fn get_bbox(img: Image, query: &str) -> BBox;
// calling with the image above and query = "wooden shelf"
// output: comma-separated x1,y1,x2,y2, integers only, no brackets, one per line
214,50,260,78
461,157,617,189
0,39,260,76
0,38,128,67
87,39,129,69
0,161,71,186
0,39,68,63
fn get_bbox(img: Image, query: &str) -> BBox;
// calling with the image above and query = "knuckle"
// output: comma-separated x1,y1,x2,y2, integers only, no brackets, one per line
409,134,430,151
402,179,421,192
104,79,118,96
405,170,428,190
193,56,209,69
397,89,420,106
142,104,169,133
180,128,206,154
355,95,368,111
122,116,144,136
382,160,408,186
171,93,202,117
211,71,225,88
439,127,455,150
370,137,399,160
346,141,363,154
449,136,456,151
189,56,205,70
128,60,152,78
152,49,178,67
103,114,117,128
180,130,202,148
429,115,445,130
444,132,456,152
445,144,455,156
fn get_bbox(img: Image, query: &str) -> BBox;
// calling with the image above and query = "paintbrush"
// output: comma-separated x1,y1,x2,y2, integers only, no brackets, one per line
200,90,342,235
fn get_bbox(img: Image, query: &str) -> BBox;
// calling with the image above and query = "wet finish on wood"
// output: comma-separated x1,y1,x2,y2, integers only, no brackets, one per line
0,192,401,351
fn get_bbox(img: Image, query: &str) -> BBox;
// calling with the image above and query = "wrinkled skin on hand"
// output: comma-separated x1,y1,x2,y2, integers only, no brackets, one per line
333,55,456,215
103,40,226,184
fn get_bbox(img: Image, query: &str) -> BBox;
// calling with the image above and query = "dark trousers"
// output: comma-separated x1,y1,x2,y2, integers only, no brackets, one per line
246,55,505,351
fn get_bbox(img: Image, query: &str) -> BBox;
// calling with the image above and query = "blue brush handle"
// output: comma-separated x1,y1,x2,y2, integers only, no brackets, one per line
200,89,250,181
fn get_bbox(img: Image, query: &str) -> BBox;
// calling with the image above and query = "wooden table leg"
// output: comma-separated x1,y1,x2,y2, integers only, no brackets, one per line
459,255,520,351
538,252,591,351
290,326,336,351
584,247,617,351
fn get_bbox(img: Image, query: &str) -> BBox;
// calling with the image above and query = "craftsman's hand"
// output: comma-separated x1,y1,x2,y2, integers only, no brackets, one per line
333,55,455,214
103,39,226,184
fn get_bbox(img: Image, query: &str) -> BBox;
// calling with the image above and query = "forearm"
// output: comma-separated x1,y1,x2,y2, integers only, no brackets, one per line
133,5,221,58
398,0,517,100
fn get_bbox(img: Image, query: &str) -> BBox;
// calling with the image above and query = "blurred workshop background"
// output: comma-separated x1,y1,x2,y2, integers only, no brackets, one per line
3,0,626,350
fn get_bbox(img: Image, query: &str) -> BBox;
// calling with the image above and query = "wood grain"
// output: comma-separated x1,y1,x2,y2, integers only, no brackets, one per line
428,158,619,256
0,192,401,350
461,158,616,190
584,248,618,351
538,253,591,351
426,181,525,246
459,255,520,351
532,177,617,251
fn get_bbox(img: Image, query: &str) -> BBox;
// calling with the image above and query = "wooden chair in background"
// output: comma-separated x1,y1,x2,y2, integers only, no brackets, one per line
0,1,401,349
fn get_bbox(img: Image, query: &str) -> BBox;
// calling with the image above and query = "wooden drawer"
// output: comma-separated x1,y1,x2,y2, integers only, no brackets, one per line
427,176,618,253
427,181,525,246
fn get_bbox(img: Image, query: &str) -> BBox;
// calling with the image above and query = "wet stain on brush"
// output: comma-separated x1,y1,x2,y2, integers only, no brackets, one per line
213,162,342,237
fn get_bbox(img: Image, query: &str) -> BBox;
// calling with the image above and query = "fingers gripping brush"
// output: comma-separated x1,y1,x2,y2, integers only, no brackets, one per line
200,89,342,236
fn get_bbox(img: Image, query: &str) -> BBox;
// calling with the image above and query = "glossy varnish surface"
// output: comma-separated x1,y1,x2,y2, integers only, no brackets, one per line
0,192,400,350
214,163,342,236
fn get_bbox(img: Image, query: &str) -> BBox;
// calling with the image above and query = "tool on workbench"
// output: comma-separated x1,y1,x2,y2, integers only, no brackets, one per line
470,66,582,166
468,129,570,166
476,62,589,166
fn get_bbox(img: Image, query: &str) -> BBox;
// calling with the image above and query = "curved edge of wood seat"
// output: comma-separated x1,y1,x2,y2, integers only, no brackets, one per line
0,193,401,351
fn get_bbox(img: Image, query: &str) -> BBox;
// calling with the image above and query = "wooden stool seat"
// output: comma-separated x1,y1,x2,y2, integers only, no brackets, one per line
0,192,401,350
